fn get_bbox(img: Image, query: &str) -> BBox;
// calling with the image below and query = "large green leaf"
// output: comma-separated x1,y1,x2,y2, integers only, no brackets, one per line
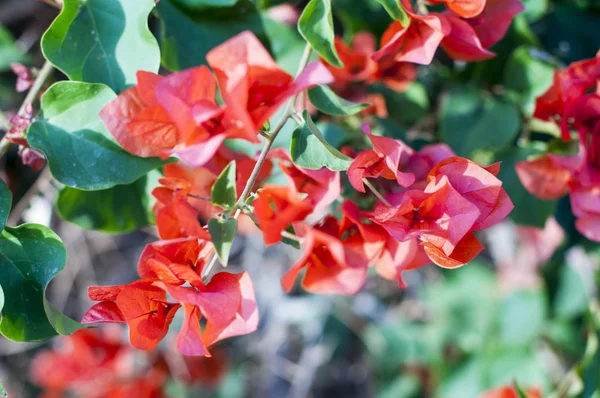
298,0,342,67
56,176,155,234
0,179,12,232
0,25,27,72
554,263,590,320
439,87,521,158
28,81,166,191
41,0,160,93
494,148,556,227
0,224,82,342
308,85,369,116
208,218,237,267
504,46,555,115
157,0,265,71
499,289,547,346
290,111,353,171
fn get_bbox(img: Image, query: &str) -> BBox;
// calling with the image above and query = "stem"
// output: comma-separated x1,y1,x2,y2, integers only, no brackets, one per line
0,60,54,159
363,178,392,207
281,230,304,244
234,44,313,209
201,253,219,281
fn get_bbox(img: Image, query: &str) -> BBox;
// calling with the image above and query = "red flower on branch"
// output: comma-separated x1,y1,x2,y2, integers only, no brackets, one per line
206,31,334,142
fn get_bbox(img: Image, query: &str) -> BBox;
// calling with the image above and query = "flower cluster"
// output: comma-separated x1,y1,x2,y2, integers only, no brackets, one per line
30,328,227,397
516,53,600,242
86,28,514,354
373,0,524,66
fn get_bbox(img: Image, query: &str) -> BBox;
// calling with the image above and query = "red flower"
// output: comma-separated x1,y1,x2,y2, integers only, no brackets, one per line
479,385,542,398
253,185,313,246
374,4,450,66
468,0,525,48
282,217,370,295
439,14,495,62
10,63,33,92
83,238,259,356
270,148,341,210
375,237,430,287
100,67,227,166
429,0,486,18
206,31,333,142
515,155,573,200
325,32,379,87
571,184,600,242
348,124,416,192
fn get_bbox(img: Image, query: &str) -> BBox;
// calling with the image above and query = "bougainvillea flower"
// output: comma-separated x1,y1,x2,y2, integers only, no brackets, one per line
534,54,599,140
206,31,333,142
373,0,450,65
375,60,418,93
468,0,525,48
430,0,486,18
515,155,573,200
375,237,430,287
326,32,379,87
440,14,495,62
282,218,370,295
100,67,228,166
422,231,484,268
340,200,388,261
270,148,340,210
427,157,514,230
254,185,313,246
30,328,169,398
570,184,600,241
137,237,213,288
10,62,33,92
479,385,542,398
152,177,212,240
84,281,181,351
160,271,258,354
348,125,416,192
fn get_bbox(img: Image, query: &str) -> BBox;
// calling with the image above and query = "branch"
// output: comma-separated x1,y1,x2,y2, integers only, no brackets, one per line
0,60,54,159
234,43,312,209
363,178,392,207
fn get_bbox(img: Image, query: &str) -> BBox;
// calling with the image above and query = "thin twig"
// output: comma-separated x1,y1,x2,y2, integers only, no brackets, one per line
281,230,304,244
201,253,219,281
0,61,54,159
187,193,211,201
235,43,312,209
7,166,51,225
363,178,392,207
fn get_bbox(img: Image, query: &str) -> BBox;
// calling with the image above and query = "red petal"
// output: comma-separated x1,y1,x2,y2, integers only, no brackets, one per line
88,285,124,302
440,15,495,62
470,0,525,48
515,157,572,200
81,302,126,324
422,232,483,268
177,304,209,357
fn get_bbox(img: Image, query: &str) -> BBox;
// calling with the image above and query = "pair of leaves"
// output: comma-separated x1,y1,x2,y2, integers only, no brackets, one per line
28,81,167,191
209,161,238,266
42,0,160,93
291,110,353,171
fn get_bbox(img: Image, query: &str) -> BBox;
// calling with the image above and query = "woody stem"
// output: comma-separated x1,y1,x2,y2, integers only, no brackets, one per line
363,178,392,207
234,43,313,209
281,230,304,244
0,60,54,159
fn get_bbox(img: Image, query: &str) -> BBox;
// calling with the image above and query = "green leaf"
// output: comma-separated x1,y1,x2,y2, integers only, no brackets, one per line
499,289,547,347
439,87,521,158
0,224,83,342
290,110,353,171
378,82,430,126
513,381,529,398
494,148,556,227
174,0,239,7
208,218,237,267
0,380,5,397
554,263,590,319
28,81,166,190
298,0,342,67
211,161,237,209
308,85,369,116
0,179,12,232
156,0,265,71
0,25,27,71
374,0,410,25
504,46,555,115
56,176,154,233
41,0,160,93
